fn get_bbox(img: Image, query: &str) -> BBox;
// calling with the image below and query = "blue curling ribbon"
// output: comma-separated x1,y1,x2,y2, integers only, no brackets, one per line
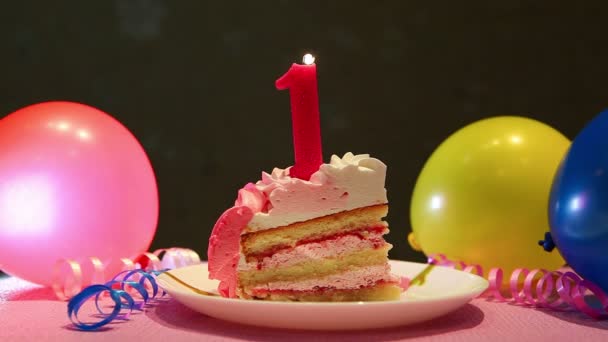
67,269,168,331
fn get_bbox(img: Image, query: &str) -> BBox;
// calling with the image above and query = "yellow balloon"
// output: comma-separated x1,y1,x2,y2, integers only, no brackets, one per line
410,116,568,275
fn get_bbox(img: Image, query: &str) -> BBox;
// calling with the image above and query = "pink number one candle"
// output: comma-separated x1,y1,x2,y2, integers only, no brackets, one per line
276,53,324,180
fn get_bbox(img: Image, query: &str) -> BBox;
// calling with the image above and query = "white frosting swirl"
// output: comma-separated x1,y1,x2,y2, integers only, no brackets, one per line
240,152,387,232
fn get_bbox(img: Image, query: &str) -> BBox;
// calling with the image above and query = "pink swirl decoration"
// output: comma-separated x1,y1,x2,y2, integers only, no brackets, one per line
429,254,608,319
52,248,200,300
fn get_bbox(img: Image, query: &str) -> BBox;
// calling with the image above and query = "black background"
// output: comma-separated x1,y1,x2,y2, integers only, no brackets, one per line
1,1,606,276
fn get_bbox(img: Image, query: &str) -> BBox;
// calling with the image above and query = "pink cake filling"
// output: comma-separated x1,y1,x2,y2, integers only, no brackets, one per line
249,264,398,295
239,232,389,271
245,225,387,261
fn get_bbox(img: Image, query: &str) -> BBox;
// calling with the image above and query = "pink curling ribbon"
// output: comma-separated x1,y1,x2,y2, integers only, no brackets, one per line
428,254,608,319
52,247,200,300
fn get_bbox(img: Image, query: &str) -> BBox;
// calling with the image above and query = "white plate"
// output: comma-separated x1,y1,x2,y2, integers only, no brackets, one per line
156,260,488,330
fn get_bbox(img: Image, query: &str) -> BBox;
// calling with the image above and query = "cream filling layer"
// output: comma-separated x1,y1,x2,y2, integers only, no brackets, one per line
248,264,397,293
237,232,386,272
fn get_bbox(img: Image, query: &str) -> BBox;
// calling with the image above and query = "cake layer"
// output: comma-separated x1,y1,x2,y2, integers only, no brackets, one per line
238,232,386,272
241,204,388,259
238,245,391,287
249,264,396,293
249,283,403,302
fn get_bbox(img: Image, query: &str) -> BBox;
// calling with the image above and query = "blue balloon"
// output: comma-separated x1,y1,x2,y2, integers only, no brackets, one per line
548,109,608,292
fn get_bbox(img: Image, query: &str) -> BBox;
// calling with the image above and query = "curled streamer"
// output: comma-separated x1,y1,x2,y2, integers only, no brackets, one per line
53,248,200,300
65,247,201,331
67,269,167,331
429,254,608,319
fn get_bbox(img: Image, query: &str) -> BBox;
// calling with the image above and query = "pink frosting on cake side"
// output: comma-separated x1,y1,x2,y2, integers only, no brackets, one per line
207,206,253,298
208,182,266,297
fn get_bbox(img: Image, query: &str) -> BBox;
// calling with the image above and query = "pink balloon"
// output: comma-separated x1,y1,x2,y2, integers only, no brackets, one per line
0,101,158,286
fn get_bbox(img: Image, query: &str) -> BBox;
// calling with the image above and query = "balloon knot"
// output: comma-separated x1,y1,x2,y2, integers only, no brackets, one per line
538,232,556,252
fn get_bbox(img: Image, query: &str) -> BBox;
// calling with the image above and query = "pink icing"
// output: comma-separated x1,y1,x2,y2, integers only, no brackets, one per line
235,183,266,213
207,206,253,298
249,264,398,293
239,233,388,271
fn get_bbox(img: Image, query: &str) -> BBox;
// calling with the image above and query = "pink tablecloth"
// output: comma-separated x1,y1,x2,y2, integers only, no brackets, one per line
1,276,608,342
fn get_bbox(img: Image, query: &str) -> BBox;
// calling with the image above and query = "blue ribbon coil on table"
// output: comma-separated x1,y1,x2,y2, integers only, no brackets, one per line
67,269,168,331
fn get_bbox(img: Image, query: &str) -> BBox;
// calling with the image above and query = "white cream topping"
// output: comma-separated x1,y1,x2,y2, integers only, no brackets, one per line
242,152,387,232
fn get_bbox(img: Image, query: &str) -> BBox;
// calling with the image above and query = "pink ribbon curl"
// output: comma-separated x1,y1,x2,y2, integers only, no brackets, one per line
52,247,200,300
429,254,608,319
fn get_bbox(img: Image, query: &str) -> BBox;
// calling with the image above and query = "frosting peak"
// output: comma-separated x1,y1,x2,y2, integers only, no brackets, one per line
244,152,388,231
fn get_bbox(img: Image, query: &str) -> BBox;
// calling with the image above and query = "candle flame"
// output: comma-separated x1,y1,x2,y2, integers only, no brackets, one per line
303,53,315,65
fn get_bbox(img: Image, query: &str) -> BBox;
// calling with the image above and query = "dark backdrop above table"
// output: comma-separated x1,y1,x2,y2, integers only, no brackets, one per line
0,1,605,269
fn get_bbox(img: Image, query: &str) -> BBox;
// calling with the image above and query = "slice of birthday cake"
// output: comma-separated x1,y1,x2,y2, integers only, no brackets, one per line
208,153,402,301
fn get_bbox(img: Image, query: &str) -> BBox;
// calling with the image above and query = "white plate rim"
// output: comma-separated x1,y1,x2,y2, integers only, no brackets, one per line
157,260,489,306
